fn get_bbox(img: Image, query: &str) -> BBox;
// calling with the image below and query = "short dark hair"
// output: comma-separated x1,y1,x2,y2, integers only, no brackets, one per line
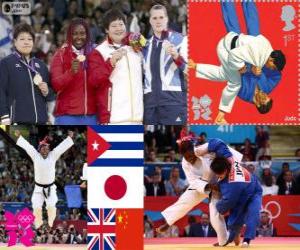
188,215,196,224
271,50,286,71
200,132,207,137
13,23,35,40
210,156,231,175
282,162,289,168
262,174,273,187
256,99,273,114
103,9,126,31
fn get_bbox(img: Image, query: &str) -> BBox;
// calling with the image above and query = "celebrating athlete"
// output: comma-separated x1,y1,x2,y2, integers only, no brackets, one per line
15,129,74,229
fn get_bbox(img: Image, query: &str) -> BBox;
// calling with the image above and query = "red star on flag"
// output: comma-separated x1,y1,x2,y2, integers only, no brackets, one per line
88,127,111,165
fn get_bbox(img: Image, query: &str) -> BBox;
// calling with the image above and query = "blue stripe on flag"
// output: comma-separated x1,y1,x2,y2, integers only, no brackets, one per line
90,158,144,166
289,223,300,231
90,125,144,133
110,142,144,150
288,214,300,217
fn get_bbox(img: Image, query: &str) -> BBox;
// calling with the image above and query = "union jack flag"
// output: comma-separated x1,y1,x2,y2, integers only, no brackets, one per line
87,208,116,250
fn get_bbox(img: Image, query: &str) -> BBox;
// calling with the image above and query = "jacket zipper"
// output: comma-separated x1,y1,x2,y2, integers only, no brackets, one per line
84,69,87,115
10,100,15,123
108,87,112,112
125,53,134,121
27,68,38,123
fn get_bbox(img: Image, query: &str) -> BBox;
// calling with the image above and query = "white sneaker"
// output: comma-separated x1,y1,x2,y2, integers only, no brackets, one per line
241,242,249,248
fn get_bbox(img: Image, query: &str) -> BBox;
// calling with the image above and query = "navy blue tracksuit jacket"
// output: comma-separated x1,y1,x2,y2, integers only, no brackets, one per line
0,53,55,124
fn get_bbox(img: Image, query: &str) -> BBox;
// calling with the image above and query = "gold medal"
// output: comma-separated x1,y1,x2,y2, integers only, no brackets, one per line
77,54,86,62
33,74,43,85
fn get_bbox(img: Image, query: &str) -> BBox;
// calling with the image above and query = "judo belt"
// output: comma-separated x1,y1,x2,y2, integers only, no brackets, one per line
35,182,54,198
230,35,239,50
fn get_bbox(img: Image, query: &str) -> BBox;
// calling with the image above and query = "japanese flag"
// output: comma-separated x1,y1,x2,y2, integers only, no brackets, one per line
88,167,144,209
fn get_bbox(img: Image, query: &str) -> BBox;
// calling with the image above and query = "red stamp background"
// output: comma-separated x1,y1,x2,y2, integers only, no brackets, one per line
188,1,298,124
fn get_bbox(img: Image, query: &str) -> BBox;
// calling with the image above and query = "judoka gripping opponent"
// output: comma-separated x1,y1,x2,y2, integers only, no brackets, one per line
210,156,263,248
157,137,243,246
15,130,74,229
189,1,286,124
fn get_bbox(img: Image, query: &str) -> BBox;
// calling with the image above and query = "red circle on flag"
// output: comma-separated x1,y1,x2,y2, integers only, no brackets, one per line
104,175,127,200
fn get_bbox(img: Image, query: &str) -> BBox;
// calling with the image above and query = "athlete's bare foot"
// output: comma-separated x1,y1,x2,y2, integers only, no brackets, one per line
234,233,241,246
156,223,170,234
213,242,220,247
215,111,228,125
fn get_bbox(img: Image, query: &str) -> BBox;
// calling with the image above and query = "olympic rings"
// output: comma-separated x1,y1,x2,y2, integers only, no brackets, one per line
262,200,281,220
17,215,33,223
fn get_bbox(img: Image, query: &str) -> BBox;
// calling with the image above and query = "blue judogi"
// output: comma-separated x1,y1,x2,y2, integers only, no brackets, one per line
221,1,281,103
239,65,281,103
216,163,263,242
207,138,233,158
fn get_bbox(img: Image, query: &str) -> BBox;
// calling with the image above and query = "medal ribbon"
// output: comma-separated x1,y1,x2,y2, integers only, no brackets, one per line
13,51,39,75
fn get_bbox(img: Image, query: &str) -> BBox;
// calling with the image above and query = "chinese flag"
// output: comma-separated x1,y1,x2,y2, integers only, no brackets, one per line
115,209,143,250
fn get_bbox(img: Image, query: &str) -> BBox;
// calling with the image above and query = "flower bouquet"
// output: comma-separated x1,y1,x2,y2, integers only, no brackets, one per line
128,33,147,53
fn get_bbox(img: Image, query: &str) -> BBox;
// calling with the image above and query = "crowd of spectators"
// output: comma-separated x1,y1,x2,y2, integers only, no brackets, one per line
144,125,183,161
0,126,87,244
144,126,300,197
0,220,87,244
35,221,87,244
144,209,278,238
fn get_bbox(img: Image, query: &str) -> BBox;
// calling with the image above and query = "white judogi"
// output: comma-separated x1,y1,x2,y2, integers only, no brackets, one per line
161,144,243,245
81,162,88,181
16,136,74,208
196,31,273,113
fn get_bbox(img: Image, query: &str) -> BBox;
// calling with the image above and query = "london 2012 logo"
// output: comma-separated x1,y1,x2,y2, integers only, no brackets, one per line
4,208,35,247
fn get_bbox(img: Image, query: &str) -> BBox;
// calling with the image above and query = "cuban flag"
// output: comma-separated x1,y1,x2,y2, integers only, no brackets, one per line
87,126,144,166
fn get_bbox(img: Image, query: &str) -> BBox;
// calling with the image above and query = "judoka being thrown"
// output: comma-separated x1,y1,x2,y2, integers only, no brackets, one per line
189,1,286,124
15,129,74,229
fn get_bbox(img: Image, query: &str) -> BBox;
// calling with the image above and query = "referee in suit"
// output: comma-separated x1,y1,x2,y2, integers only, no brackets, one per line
189,213,217,237
145,172,166,196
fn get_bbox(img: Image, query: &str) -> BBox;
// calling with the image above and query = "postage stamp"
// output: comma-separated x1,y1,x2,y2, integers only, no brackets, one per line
188,0,299,124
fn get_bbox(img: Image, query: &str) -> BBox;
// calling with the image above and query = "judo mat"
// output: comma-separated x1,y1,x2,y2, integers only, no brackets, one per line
144,237,300,250
0,244,86,250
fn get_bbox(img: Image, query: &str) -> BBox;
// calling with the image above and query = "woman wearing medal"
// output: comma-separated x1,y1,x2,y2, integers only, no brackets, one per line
0,23,54,125
50,18,97,125
88,9,143,124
